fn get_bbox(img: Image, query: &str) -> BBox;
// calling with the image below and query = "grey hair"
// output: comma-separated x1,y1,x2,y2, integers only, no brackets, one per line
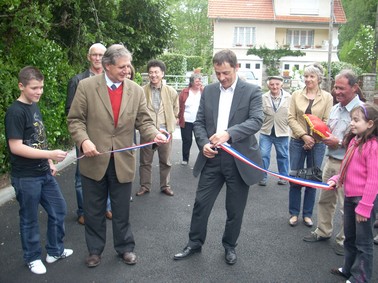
304,63,324,84
88,43,106,54
102,44,132,68
335,69,358,87
189,73,202,87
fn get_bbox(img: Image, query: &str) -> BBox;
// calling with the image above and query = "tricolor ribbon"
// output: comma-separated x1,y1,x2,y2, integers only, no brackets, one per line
219,142,331,190
76,129,171,160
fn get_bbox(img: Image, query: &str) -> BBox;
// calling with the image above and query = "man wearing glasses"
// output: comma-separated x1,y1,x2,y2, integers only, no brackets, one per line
65,43,112,225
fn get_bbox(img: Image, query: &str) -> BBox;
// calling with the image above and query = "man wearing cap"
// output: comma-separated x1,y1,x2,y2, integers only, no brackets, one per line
258,75,291,186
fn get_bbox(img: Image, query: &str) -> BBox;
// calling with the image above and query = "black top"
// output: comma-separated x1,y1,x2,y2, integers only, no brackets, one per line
5,100,50,177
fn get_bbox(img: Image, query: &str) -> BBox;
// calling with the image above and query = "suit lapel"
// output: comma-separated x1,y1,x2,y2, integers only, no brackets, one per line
212,83,221,128
96,76,114,119
119,80,130,118
228,80,244,125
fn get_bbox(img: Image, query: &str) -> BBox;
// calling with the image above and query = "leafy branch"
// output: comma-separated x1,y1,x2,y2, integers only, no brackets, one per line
247,45,305,76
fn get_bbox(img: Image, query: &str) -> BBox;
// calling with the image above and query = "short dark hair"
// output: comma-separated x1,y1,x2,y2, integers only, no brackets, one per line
147,59,166,73
213,49,238,68
18,66,44,86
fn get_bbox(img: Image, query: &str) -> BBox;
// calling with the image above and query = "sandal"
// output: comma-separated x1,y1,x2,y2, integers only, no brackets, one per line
289,215,298,227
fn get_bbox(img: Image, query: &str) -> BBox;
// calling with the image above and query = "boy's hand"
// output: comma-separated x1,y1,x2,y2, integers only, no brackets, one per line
49,150,67,162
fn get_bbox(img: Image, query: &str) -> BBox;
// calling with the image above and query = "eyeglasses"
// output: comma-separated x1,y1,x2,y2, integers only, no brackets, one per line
90,53,104,58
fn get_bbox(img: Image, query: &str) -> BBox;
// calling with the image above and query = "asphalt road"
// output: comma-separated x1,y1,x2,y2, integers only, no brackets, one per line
1,130,377,283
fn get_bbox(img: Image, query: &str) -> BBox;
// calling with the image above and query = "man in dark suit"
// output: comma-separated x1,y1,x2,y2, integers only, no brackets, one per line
174,49,264,265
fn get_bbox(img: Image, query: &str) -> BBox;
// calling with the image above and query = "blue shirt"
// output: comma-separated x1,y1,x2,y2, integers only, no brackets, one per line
326,95,362,160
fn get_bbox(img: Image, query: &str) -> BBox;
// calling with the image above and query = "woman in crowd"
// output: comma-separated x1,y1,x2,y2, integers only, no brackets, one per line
287,63,333,227
178,73,203,165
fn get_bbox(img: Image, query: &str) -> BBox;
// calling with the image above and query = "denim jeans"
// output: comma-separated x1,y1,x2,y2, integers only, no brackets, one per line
12,172,67,263
343,196,377,283
259,133,289,180
289,138,326,218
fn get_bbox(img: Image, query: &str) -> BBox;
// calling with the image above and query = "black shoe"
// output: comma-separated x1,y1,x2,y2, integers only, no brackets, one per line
225,248,237,265
330,267,348,279
173,246,201,260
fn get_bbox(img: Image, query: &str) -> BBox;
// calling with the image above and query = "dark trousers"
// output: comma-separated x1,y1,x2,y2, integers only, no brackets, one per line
188,149,249,249
343,196,377,283
180,122,194,162
81,158,134,256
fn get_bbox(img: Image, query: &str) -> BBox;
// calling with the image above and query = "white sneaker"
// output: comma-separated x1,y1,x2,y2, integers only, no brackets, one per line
181,161,188,165
28,259,46,274
46,248,73,263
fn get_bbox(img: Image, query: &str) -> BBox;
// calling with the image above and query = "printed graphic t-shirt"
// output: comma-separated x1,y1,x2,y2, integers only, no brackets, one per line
5,100,50,177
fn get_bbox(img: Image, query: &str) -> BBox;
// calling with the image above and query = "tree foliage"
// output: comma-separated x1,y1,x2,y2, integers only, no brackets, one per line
247,46,305,76
167,0,213,74
0,0,175,174
339,25,376,73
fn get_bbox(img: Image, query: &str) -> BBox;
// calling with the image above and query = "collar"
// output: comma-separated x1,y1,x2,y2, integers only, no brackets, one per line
219,77,238,92
104,73,122,89
343,95,362,112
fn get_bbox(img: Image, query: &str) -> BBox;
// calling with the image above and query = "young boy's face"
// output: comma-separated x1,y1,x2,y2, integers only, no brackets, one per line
18,79,44,104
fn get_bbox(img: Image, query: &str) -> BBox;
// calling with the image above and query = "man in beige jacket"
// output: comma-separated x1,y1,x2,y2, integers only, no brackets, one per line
258,75,291,186
137,59,179,197
67,44,167,268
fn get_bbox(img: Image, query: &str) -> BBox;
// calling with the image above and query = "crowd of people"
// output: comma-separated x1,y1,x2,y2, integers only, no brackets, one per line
4,45,378,282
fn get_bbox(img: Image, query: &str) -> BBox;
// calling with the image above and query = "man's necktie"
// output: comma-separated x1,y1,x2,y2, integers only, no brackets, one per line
111,84,117,90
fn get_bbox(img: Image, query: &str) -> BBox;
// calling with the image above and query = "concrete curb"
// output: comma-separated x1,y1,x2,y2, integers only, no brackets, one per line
0,128,183,207
0,148,76,206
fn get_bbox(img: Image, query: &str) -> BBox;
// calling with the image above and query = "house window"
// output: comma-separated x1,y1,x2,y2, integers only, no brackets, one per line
233,27,256,47
286,30,314,47
284,64,290,70
255,63,260,69
246,63,251,69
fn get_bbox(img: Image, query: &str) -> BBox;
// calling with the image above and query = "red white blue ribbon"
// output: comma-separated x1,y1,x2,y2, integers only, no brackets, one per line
77,129,171,159
219,142,331,190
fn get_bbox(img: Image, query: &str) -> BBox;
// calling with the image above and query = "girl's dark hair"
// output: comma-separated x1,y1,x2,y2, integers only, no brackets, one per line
343,103,378,151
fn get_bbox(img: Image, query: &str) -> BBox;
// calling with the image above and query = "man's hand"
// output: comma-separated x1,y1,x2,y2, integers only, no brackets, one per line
81,139,100,157
203,143,218,159
209,130,230,147
154,133,168,145
322,132,339,149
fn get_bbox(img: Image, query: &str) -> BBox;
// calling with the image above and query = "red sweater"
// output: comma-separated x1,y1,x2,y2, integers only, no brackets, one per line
108,85,123,127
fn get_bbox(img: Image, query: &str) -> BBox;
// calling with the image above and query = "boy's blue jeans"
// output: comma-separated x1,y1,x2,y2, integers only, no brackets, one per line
12,172,67,263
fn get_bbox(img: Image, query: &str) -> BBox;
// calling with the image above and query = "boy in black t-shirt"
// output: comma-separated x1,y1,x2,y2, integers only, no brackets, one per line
4,66,73,274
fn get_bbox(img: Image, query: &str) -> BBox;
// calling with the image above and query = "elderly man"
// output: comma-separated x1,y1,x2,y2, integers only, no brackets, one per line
137,59,179,197
68,44,167,268
65,43,113,225
303,69,363,256
258,75,291,186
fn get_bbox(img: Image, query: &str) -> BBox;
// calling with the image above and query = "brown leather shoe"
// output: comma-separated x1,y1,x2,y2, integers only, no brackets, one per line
86,254,101,268
122,252,137,265
77,215,85,225
136,187,150,196
105,211,112,220
161,187,174,196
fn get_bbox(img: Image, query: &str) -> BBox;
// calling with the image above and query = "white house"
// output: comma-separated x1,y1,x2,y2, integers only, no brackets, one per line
208,0,347,82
